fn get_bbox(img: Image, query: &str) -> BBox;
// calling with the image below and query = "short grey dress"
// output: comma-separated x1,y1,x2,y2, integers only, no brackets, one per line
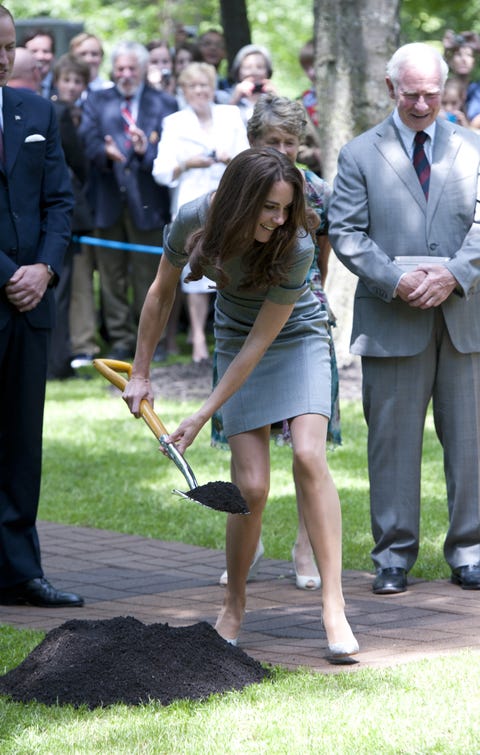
164,194,331,438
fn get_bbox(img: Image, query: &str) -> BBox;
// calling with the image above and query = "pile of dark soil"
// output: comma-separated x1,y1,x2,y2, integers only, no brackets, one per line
0,616,270,709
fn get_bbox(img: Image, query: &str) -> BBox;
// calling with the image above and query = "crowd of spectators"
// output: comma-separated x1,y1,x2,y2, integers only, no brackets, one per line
13,23,326,371
20,21,480,374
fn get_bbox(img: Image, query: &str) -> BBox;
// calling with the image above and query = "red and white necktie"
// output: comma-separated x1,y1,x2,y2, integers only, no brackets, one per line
121,98,135,149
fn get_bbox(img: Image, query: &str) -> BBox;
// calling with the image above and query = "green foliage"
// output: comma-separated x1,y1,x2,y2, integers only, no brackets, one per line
11,0,480,97
11,0,313,98
18,0,480,99
401,0,480,41
248,0,313,97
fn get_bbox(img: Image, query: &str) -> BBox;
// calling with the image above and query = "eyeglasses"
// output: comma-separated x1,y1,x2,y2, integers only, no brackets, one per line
399,91,441,103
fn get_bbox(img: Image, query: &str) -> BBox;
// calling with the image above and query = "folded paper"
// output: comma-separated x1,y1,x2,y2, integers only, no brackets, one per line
394,255,450,271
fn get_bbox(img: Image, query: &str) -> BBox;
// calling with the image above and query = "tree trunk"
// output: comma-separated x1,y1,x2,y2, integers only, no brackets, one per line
314,0,401,366
220,0,251,71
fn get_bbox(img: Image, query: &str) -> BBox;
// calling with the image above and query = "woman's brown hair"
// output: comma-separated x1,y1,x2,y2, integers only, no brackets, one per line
186,148,308,290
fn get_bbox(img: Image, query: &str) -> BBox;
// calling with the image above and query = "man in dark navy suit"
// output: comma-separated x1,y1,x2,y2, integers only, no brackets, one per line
0,5,83,607
80,40,177,359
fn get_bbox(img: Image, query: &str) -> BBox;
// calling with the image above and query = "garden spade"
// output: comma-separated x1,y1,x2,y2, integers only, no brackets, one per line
93,359,249,515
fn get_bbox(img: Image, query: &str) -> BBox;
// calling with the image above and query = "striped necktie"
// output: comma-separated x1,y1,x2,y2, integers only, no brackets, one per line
121,98,135,149
413,131,430,199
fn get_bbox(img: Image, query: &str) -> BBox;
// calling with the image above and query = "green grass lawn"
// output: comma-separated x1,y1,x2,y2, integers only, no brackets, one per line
38,366,449,580
0,365,476,755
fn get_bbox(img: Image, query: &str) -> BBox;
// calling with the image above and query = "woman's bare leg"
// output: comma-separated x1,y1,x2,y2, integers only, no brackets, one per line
215,426,270,641
165,285,184,355
292,479,321,589
290,413,358,653
187,292,210,362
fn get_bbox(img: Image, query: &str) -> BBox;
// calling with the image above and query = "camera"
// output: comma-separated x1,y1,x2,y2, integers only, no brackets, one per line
252,82,265,94
161,69,172,85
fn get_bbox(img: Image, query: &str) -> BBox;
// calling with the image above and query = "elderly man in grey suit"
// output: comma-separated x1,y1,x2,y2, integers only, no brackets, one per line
329,42,480,594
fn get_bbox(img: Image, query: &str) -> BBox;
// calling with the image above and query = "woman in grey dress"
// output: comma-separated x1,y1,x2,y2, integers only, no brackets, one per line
217,95,341,593
123,148,358,660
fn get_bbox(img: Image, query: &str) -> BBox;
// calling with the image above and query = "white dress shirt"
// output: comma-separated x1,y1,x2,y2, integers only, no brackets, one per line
393,108,436,162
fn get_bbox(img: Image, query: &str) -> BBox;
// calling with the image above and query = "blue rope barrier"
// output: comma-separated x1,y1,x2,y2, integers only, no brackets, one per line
73,235,163,255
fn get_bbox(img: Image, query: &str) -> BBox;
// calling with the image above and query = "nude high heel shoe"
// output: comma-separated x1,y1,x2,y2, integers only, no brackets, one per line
219,538,264,586
291,545,321,590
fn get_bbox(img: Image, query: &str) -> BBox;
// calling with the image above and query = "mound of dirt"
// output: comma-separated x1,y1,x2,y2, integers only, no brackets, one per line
0,617,270,709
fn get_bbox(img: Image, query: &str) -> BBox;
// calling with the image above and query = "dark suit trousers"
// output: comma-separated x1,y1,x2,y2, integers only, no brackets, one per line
0,311,47,588
95,208,162,353
48,241,75,377
362,308,480,572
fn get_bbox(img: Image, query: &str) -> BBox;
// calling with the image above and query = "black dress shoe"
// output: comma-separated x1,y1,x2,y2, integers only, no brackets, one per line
451,564,480,590
0,577,84,607
372,567,407,594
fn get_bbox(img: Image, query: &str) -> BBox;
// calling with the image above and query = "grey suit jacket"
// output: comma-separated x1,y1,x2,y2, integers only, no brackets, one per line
328,115,480,356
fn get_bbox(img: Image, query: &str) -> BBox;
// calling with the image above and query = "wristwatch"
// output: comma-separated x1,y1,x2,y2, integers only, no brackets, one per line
45,264,55,287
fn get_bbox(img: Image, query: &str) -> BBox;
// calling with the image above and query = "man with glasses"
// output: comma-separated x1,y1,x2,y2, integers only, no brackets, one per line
329,42,480,594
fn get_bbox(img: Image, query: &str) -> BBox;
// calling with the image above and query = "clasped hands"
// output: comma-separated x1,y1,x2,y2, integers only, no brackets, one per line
104,125,148,162
396,264,458,308
5,264,51,312
188,150,231,169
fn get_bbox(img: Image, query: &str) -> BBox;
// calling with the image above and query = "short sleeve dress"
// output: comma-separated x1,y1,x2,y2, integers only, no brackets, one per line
164,194,332,438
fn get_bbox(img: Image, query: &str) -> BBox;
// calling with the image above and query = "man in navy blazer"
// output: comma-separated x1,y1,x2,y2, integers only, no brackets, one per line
80,40,177,359
0,5,83,606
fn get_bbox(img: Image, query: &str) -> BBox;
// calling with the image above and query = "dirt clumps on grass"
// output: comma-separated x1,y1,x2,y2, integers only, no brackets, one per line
0,616,270,709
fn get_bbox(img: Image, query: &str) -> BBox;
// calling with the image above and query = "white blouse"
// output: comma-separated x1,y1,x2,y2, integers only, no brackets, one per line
152,103,249,216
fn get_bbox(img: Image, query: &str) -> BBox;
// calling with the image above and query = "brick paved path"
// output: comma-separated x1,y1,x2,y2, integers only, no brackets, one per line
1,521,479,673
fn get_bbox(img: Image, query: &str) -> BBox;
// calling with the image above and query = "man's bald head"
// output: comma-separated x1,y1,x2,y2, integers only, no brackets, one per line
10,46,42,91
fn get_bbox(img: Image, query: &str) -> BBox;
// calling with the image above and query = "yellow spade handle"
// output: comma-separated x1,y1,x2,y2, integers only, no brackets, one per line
93,358,168,440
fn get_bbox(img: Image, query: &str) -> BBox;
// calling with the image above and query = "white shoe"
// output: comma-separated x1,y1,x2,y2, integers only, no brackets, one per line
291,545,321,590
328,638,359,658
219,538,265,586
321,615,359,662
